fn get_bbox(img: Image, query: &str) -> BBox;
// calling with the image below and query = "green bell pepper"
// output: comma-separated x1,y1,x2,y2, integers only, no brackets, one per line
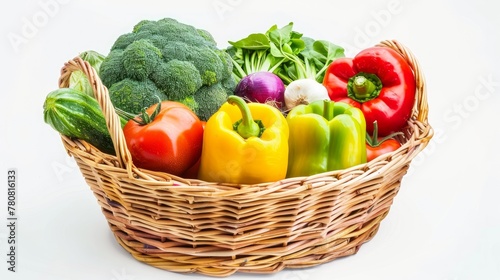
286,99,367,177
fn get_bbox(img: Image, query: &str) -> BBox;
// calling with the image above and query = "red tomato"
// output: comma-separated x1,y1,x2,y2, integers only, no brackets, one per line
181,121,205,179
367,138,401,161
123,101,204,176
365,120,402,161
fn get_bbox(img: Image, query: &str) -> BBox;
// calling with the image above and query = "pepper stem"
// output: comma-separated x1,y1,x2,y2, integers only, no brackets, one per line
322,99,334,121
347,72,383,103
228,96,264,139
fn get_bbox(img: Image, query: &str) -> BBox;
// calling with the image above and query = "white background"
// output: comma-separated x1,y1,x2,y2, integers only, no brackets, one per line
1,0,499,279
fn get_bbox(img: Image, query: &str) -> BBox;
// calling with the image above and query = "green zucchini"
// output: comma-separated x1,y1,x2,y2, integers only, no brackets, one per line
43,88,126,155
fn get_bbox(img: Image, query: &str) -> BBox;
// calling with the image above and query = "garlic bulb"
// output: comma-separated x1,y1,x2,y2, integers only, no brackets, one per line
284,78,330,110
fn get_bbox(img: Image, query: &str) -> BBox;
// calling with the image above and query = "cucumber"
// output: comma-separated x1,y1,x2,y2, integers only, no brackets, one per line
43,88,126,155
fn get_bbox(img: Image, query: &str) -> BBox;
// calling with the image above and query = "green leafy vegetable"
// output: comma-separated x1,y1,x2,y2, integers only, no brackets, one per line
225,22,345,85
69,50,106,96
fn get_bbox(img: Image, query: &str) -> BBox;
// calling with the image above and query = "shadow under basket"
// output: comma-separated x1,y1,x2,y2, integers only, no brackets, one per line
57,40,433,277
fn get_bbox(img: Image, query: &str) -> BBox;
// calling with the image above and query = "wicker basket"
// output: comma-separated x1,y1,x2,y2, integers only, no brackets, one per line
57,40,433,277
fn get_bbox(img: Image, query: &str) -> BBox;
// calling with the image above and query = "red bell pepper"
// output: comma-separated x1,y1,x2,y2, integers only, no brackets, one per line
323,46,416,136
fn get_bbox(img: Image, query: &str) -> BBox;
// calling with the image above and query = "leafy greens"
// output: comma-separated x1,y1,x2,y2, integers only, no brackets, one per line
225,22,345,85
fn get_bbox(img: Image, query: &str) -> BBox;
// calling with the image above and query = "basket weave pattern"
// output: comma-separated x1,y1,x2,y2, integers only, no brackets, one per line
57,40,433,277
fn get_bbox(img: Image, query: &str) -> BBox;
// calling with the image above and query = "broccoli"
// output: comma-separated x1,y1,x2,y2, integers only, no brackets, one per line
150,59,202,100
161,42,225,86
99,50,125,86
99,18,235,120
108,78,168,114
122,39,163,81
194,83,235,121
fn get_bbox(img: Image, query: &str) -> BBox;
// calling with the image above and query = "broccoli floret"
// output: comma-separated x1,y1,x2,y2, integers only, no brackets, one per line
194,83,233,121
99,17,235,121
99,50,125,86
133,19,162,34
221,73,237,92
218,51,235,83
196,29,217,45
161,42,224,86
178,96,199,114
110,33,136,50
150,59,202,100
108,78,167,114
122,39,162,81
160,41,191,62
191,48,225,86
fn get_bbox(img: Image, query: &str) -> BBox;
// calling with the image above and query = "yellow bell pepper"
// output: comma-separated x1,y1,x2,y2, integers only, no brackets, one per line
198,96,289,184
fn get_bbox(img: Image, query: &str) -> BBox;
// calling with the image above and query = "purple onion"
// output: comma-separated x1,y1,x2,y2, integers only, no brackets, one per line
234,71,285,109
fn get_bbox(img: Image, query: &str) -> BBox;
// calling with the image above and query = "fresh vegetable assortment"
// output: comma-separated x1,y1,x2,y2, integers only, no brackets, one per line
43,18,417,184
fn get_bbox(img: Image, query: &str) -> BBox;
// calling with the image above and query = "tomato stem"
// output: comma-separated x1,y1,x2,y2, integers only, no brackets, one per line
115,107,137,121
366,121,403,147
